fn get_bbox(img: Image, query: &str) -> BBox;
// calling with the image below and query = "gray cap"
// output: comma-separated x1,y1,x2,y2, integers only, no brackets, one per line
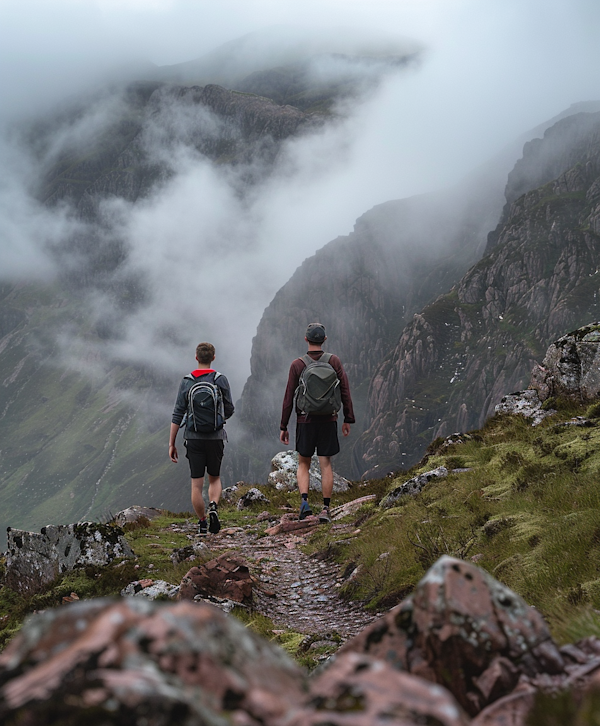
306,323,326,343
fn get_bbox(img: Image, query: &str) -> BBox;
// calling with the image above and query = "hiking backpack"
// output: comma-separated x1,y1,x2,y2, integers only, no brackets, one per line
184,372,225,432
295,353,342,416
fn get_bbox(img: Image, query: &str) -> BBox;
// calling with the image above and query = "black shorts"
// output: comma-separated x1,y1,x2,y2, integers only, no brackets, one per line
184,439,224,478
295,420,340,458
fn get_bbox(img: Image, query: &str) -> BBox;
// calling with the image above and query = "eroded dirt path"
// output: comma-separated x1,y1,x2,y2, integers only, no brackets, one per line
176,517,379,640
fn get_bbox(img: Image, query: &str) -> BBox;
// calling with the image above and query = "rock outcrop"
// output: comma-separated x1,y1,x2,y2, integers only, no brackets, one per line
339,556,567,718
530,322,600,402
379,466,448,508
178,553,253,603
0,598,304,725
267,451,351,492
361,111,600,475
4,522,133,596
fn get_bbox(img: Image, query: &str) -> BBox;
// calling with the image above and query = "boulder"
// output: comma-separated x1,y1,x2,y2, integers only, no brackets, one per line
338,556,564,717
237,487,271,510
0,598,305,725
121,579,179,600
268,451,351,492
286,651,470,726
530,323,600,402
113,505,163,527
494,389,555,426
4,522,134,596
178,553,253,603
380,467,448,508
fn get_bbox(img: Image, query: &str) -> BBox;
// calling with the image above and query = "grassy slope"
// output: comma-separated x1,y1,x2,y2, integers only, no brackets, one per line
318,399,600,644
0,283,190,547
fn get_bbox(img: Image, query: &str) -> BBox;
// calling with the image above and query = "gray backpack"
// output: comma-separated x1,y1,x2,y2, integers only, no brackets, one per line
295,353,342,416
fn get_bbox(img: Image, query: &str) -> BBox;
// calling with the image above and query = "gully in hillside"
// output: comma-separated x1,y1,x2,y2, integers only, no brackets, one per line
280,323,355,522
169,342,235,536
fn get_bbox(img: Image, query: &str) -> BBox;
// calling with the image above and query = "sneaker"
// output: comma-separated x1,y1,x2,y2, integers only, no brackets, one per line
208,502,221,534
299,499,313,520
198,519,208,536
318,507,331,524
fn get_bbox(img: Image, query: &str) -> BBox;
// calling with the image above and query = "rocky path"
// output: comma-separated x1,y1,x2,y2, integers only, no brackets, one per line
177,515,379,640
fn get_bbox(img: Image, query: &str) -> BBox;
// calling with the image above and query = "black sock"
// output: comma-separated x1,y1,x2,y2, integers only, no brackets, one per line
301,493,308,502
323,498,330,508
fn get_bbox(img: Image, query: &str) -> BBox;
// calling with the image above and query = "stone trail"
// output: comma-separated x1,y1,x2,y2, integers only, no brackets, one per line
173,517,379,639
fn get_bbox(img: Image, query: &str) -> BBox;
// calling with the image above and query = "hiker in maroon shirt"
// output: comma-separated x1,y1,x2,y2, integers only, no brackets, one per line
280,323,355,523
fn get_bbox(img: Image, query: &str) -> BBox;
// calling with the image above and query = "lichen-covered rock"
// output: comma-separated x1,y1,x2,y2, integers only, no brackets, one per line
339,556,564,717
530,323,600,402
268,451,351,492
0,598,305,725
113,505,163,527
237,487,270,510
494,389,556,426
380,466,448,508
178,553,252,603
121,579,179,600
5,522,134,596
286,651,470,726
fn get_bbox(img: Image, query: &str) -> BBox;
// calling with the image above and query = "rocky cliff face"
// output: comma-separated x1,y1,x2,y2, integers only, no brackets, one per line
360,111,600,475
233,171,505,481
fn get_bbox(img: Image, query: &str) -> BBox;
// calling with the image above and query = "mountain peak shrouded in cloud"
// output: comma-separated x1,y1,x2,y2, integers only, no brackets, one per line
155,25,420,89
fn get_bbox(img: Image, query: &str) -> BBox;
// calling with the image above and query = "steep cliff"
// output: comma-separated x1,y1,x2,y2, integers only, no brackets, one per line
360,111,600,475
233,170,505,481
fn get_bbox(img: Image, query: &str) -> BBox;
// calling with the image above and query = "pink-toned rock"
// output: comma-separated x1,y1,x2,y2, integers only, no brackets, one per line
0,598,305,725
178,553,252,603
339,556,564,716
283,652,470,726
470,683,537,726
265,516,320,536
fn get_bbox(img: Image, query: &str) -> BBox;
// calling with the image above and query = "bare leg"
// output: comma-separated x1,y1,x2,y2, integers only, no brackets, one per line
297,455,311,494
208,474,222,504
318,456,333,500
191,478,205,519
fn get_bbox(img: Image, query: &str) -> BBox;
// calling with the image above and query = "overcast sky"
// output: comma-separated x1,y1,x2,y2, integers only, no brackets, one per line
1,0,600,389
1,0,599,187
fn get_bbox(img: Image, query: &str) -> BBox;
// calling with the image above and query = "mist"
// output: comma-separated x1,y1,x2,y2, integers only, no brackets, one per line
1,0,600,399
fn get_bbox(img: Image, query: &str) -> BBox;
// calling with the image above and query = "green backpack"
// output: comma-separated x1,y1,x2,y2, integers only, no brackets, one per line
295,353,342,416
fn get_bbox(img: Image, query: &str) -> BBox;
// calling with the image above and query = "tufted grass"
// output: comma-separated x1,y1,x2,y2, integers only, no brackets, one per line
322,404,600,641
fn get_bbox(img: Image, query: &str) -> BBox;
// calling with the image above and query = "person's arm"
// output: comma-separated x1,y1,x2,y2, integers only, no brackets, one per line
170,379,187,462
169,422,179,463
280,360,302,438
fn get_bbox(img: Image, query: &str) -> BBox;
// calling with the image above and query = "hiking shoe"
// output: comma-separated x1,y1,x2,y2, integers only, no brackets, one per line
208,502,221,534
198,519,208,536
299,500,313,520
319,506,331,524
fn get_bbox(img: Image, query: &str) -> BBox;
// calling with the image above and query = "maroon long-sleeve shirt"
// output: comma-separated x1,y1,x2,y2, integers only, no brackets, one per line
280,350,355,430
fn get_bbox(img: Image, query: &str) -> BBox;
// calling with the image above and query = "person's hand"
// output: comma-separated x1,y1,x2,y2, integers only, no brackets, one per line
169,444,178,463
280,429,289,445
342,423,351,437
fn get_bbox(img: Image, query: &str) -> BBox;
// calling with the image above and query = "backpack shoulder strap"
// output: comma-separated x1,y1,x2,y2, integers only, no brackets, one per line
300,354,313,367
320,352,332,364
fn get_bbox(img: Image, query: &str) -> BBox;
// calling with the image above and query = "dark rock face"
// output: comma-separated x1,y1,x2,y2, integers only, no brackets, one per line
0,598,305,726
361,112,600,474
